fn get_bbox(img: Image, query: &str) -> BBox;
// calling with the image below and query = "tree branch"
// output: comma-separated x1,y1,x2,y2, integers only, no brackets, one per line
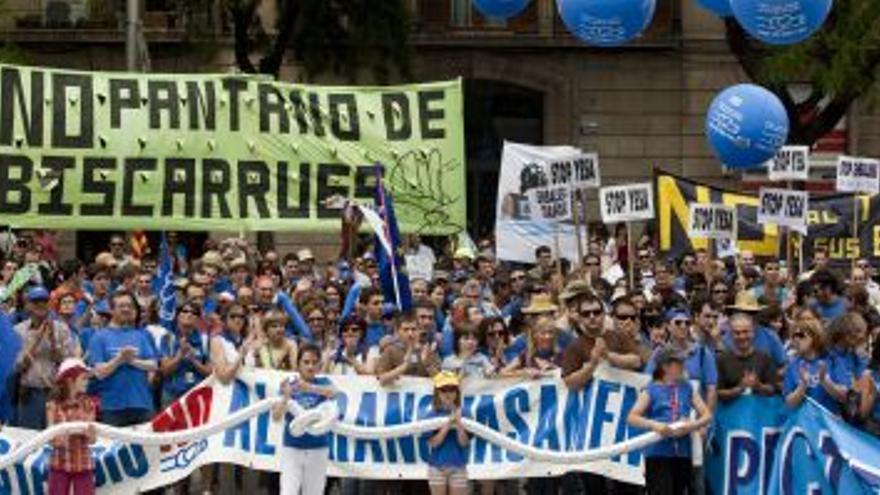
229,0,259,74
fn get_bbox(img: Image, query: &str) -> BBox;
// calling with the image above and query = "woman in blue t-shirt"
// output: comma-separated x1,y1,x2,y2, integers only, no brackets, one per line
271,343,337,495
628,346,712,495
856,338,880,435
426,371,470,495
783,320,845,413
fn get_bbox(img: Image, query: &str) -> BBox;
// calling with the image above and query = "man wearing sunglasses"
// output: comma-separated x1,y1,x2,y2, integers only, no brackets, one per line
602,298,650,371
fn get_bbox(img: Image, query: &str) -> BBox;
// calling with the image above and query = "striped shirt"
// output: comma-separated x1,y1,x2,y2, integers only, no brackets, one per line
47,395,98,473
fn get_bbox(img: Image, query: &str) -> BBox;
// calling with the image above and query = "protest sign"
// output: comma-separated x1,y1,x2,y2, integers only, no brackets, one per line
757,188,809,233
836,156,880,195
0,367,650,493
598,183,654,224
657,172,880,266
0,63,465,233
495,142,586,262
706,396,880,495
526,152,600,222
687,203,737,239
767,145,810,182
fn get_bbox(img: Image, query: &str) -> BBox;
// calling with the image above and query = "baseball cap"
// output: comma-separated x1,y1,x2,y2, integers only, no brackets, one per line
55,358,90,382
26,286,49,302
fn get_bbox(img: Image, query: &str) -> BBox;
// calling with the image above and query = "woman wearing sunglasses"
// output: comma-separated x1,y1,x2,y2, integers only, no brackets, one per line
210,304,261,386
325,315,377,376
783,320,843,412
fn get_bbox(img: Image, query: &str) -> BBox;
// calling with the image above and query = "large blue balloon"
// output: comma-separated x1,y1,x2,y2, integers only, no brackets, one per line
705,84,789,169
697,0,732,17
731,0,833,45
472,0,530,19
557,0,657,47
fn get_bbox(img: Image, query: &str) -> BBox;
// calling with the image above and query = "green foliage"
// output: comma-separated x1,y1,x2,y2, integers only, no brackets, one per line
755,0,880,99
229,0,412,83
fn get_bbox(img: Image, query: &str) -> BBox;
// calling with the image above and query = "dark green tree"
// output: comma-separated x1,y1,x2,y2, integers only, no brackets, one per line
227,0,412,82
725,0,880,145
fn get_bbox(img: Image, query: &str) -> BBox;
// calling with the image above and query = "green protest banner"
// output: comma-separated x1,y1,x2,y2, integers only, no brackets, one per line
0,64,465,233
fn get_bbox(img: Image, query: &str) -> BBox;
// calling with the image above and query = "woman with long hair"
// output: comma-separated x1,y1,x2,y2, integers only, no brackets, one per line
210,304,261,385
256,310,298,371
325,315,378,375
501,316,561,379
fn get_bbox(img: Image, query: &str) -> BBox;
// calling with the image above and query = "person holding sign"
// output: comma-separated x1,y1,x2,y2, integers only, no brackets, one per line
272,343,338,495
627,346,712,495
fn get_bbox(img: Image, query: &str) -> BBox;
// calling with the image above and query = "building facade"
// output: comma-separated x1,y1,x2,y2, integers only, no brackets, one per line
1,0,877,259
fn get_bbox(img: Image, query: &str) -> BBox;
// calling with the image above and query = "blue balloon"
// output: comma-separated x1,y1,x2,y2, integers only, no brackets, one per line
697,0,732,17
705,84,789,169
557,0,657,47
731,0,833,45
472,0,530,19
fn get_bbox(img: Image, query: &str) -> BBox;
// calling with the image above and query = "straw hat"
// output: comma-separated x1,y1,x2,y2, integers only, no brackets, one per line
521,293,559,315
727,290,763,313
559,280,593,302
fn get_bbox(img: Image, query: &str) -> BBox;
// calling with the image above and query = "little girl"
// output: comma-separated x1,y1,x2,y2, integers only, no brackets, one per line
47,358,99,495
426,371,470,495
628,347,712,495
271,343,337,495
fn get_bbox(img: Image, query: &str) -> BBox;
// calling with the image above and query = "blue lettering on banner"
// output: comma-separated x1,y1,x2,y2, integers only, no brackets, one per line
223,379,251,451
254,382,277,456
503,388,530,462
353,392,383,463
590,380,620,449
532,385,559,450
159,440,207,473
415,394,434,462
383,392,417,463
472,394,502,463
563,384,592,451
611,385,641,466
330,393,349,462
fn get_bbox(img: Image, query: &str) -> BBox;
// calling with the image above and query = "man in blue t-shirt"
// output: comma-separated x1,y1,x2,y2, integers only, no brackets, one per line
88,290,159,427
810,269,847,322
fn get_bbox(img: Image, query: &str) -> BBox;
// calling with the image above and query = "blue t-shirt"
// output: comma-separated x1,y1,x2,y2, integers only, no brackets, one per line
425,408,469,468
282,376,334,449
643,380,693,459
365,320,388,348
160,331,210,400
828,347,867,388
782,355,840,413
811,297,847,322
645,343,718,392
723,325,787,368
503,331,574,363
87,327,158,413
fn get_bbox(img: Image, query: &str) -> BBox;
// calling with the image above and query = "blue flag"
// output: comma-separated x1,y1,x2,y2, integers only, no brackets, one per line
158,232,178,331
0,312,21,422
374,166,412,312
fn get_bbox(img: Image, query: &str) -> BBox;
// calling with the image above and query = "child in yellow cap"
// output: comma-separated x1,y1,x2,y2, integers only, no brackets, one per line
426,371,469,495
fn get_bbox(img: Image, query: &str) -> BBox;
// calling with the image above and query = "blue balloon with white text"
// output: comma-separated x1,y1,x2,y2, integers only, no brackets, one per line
731,0,833,45
705,83,789,170
557,0,657,47
697,0,732,17
472,0,530,19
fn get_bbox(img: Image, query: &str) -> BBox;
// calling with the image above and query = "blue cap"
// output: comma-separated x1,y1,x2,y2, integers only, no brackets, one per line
381,302,397,319
664,307,691,322
94,300,112,315
26,286,49,302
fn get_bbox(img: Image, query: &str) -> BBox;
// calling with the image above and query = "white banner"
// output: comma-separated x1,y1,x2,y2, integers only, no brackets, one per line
836,156,880,195
0,367,651,494
757,188,809,234
526,152,600,222
688,203,737,239
495,142,588,262
598,183,654,224
767,146,810,182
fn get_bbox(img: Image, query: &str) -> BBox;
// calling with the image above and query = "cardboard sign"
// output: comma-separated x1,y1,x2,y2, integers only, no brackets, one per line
757,188,809,233
688,203,737,239
599,183,654,224
836,156,880,195
767,145,810,182
526,152,601,222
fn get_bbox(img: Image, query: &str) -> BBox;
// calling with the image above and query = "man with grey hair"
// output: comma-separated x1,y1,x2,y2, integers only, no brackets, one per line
716,312,778,402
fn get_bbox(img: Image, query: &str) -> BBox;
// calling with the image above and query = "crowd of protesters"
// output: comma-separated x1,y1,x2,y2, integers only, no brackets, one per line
1,226,880,495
